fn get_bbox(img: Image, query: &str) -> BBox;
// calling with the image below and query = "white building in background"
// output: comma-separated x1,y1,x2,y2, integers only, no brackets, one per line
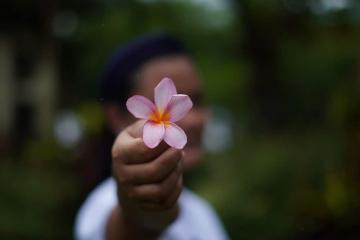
0,3,58,140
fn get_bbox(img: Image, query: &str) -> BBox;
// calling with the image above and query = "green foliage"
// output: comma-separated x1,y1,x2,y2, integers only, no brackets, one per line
3,0,359,239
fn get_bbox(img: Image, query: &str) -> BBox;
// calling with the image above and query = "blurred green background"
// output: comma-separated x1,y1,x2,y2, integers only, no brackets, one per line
0,0,359,239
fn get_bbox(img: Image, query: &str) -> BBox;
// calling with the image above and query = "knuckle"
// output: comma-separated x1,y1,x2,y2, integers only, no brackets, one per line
172,179,182,194
163,199,176,209
117,175,130,185
116,170,132,185
167,149,181,163
111,134,127,159
177,177,183,189
175,163,183,176
141,203,161,211
137,141,149,158
174,149,183,160
152,186,165,201
153,150,180,174
126,188,138,200
147,163,159,178
140,203,153,211
138,149,147,159
111,145,122,160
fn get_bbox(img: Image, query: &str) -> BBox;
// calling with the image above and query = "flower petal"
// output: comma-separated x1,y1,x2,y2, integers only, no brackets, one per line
126,95,155,119
167,94,193,122
154,77,177,111
143,121,165,148
164,123,187,149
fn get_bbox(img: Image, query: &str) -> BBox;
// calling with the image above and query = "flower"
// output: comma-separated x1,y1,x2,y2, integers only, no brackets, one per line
126,77,193,149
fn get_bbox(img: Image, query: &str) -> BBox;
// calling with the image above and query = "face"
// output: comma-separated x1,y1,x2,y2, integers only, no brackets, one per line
129,54,208,169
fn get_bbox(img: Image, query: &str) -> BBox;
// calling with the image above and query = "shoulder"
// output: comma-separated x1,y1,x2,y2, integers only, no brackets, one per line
74,178,117,240
181,189,221,223
74,179,229,240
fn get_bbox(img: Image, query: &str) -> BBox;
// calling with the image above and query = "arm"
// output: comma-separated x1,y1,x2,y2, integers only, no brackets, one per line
106,204,178,240
107,120,183,240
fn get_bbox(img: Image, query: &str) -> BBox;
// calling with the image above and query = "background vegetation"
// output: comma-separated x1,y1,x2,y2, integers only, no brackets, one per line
0,0,359,239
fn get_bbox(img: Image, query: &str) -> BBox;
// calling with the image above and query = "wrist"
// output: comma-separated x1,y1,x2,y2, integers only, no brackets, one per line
107,206,159,240
120,201,179,232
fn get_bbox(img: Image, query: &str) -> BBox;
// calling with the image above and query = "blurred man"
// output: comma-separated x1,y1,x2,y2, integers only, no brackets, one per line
75,34,228,240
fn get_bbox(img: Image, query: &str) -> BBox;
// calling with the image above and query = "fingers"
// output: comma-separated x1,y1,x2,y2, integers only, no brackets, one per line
112,123,169,164
116,148,184,185
140,178,182,211
129,164,183,211
128,160,182,201
123,138,169,164
127,120,146,138
112,119,184,213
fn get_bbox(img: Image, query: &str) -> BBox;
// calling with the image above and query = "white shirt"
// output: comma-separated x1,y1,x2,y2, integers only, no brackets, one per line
75,178,229,240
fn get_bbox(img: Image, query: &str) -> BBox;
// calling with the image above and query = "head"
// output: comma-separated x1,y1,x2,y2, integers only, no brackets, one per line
99,34,208,170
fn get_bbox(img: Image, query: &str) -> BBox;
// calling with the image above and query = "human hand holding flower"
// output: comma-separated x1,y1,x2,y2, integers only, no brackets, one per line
109,78,190,235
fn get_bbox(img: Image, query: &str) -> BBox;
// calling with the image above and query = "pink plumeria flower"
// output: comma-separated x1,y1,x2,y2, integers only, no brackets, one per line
126,77,193,149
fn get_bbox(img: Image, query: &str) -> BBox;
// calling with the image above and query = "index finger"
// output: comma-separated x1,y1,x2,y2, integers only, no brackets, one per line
112,123,169,164
127,120,146,138
123,137,169,164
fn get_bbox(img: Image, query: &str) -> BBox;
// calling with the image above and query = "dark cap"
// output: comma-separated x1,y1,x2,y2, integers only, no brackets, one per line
99,33,188,104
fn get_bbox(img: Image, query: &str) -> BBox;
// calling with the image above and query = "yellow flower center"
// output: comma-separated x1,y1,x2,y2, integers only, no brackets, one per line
149,109,170,126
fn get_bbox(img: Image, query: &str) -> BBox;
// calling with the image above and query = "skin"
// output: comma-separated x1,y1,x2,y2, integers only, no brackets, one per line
105,55,208,240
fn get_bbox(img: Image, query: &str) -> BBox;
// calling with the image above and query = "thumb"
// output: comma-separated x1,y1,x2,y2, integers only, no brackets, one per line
127,119,147,138
126,119,169,156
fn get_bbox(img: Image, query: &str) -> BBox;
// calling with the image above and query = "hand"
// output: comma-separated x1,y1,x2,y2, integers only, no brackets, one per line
111,120,183,230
